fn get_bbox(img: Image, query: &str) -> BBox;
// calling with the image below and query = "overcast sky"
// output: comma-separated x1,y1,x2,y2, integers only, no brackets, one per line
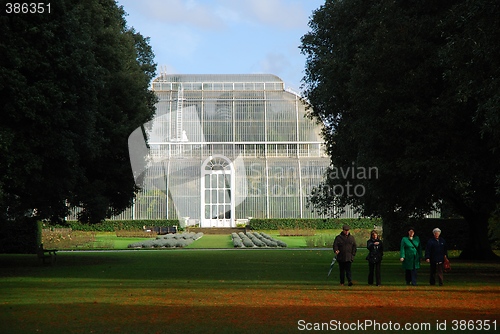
117,0,325,92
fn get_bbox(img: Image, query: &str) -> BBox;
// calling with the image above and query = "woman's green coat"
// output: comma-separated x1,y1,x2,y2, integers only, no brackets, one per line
400,236,421,270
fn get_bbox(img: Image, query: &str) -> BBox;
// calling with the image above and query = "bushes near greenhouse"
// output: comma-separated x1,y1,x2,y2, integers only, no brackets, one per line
128,232,203,249
42,218,377,233
248,218,381,230
231,232,287,248
43,219,180,232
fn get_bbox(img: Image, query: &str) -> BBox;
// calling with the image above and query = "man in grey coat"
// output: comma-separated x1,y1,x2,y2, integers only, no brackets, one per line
333,225,357,286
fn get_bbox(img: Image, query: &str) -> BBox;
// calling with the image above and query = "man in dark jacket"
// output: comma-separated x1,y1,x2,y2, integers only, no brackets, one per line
425,228,448,286
333,225,357,286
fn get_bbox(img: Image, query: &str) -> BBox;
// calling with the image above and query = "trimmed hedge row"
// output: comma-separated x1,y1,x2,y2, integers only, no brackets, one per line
46,220,180,232
44,219,380,232
248,218,382,230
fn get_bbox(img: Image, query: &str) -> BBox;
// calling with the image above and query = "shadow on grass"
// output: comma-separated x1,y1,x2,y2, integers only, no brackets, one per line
1,251,499,333
1,303,498,334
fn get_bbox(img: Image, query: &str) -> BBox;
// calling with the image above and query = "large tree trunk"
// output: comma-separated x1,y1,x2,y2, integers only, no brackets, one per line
381,212,409,251
460,213,498,260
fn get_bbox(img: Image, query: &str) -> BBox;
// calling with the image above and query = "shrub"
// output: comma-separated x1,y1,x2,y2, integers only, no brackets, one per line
128,232,203,249
140,240,156,248
247,232,266,247
251,232,276,247
275,240,287,247
232,233,243,248
45,219,180,232
245,232,287,248
238,232,255,247
257,232,287,248
249,218,380,230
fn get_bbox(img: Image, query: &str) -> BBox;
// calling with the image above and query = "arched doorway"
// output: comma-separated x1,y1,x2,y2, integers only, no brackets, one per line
201,155,234,227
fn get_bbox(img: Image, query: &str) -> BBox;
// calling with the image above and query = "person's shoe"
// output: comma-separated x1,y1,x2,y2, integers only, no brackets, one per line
340,283,344,286
348,282,353,286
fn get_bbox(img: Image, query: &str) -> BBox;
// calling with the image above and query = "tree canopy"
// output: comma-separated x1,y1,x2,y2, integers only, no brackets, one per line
300,0,499,259
0,0,157,224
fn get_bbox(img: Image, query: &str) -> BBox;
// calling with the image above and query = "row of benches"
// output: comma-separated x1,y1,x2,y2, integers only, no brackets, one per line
143,226,178,235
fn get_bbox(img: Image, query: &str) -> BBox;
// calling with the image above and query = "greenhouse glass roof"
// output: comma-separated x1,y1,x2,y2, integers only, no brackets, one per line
152,74,286,92
154,73,283,83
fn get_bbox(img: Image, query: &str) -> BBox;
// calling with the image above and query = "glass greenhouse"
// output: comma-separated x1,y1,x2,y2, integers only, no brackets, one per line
123,73,357,227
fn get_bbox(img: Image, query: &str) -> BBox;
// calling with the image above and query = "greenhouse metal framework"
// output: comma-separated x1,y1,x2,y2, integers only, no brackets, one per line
118,74,361,227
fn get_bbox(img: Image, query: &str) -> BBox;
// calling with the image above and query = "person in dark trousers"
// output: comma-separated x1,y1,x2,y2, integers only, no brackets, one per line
366,230,383,286
400,227,421,286
333,225,357,286
425,227,448,286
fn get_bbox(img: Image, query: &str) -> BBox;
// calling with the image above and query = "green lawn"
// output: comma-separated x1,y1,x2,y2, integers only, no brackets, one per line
185,234,234,248
90,230,339,249
43,229,355,250
94,233,149,249
72,232,324,249
1,250,499,333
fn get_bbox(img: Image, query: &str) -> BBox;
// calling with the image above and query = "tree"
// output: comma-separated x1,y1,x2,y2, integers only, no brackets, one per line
300,0,499,259
0,0,157,225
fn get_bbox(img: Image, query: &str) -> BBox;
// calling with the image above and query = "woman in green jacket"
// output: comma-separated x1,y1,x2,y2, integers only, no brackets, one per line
400,227,421,286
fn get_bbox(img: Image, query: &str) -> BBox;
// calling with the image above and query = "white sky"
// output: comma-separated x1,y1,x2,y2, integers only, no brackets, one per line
117,0,325,92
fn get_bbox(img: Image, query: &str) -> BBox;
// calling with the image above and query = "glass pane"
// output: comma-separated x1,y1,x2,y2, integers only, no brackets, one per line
224,190,231,204
218,174,225,188
205,190,211,203
218,190,226,204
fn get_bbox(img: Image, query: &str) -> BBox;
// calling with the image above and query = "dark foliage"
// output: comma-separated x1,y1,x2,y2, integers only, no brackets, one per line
300,0,500,259
0,0,157,228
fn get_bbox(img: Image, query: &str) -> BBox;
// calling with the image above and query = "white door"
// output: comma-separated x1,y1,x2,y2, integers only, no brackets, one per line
201,155,234,228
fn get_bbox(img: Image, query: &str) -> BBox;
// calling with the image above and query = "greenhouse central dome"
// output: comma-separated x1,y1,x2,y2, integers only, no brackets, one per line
126,73,340,227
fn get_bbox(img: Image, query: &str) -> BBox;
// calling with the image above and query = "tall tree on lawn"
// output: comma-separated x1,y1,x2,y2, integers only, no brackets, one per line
300,0,499,259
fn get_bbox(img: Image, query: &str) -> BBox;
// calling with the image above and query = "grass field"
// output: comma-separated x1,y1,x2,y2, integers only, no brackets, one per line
43,230,339,250
1,249,499,334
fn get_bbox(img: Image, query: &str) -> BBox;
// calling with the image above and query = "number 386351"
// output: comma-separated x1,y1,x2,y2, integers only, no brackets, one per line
5,3,51,14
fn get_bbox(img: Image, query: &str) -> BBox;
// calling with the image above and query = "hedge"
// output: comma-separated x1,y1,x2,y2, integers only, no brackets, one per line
248,218,381,230
43,218,380,232
44,220,180,232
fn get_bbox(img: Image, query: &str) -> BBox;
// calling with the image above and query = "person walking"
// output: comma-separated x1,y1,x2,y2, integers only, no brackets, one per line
366,230,383,286
333,224,357,286
400,227,421,286
425,228,448,286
